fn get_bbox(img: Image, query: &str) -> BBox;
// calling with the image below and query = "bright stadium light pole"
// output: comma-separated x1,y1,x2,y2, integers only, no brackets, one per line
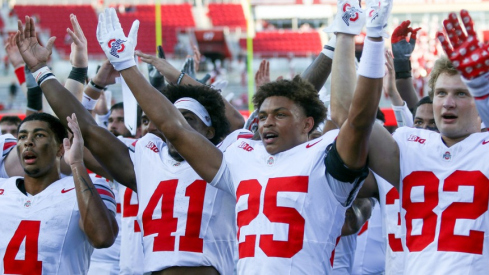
155,0,163,53
245,0,255,113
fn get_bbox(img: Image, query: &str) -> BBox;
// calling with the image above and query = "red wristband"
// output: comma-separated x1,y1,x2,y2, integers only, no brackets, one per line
14,66,25,85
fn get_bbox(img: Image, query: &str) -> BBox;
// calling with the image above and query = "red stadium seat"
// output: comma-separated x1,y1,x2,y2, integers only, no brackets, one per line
208,4,247,30
240,30,321,57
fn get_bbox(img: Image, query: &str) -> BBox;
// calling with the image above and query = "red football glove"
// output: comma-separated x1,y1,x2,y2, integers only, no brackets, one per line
437,10,489,79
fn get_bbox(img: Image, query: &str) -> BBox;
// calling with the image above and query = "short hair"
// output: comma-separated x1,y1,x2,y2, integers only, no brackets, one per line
18,113,68,144
413,96,433,117
428,56,459,99
253,75,327,134
162,84,230,145
0,115,21,125
110,102,124,113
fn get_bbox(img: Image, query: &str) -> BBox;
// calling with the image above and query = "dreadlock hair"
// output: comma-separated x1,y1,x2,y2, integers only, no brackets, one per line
253,75,327,134
162,84,230,145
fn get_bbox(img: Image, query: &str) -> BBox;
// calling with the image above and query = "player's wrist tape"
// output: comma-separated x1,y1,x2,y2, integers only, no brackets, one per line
14,65,26,85
27,86,43,111
68,67,88,84
112,59,136,72
394,59,412,79
82,93,98,110
32,66,56,86
358,39,385,79
90,79,106,92
462,72,489,99
177,72,185,85
321,35,336,60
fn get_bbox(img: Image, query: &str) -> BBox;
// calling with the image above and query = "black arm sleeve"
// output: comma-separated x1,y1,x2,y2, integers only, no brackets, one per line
324,141,369,184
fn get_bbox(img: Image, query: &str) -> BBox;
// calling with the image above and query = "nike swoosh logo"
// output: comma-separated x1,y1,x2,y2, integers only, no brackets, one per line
483,140,489,145
61,187,75,193
306,139,322,148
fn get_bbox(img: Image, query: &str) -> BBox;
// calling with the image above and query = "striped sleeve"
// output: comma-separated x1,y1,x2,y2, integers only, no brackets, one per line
92,178,117,214
2,135,17,157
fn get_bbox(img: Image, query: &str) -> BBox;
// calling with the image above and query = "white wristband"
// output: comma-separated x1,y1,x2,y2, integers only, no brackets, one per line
32,66,56,86
82,93,98,111
358,39,385,79
321,36,336,60
392,102,413,127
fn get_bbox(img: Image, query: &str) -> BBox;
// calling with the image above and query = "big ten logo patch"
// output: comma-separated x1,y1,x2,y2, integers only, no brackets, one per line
407,134,426,144
146,141,159,153
238,141,254,152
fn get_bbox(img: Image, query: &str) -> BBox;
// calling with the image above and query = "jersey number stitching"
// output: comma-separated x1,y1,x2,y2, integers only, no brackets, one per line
236,176,308,259
4,220,42,275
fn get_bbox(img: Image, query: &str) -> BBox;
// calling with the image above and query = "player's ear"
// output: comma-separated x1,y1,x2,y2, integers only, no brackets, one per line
205,126,216,140
56,142,64,158
303,116,314,134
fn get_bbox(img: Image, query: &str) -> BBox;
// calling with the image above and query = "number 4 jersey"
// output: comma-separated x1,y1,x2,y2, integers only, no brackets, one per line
133,130,251,274
0,175,116,274
393,127,489,274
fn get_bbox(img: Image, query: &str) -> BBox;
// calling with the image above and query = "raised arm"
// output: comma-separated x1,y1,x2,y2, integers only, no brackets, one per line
391,21,421,110
137,51,245,132
64,14,88,101
437,10,489,127
96,8,222,183
15,15,136,191
64,113,118,248
300,36,334,92
341,197,374,236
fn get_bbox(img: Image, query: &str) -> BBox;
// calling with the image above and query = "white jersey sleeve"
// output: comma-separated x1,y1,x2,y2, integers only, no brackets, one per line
351,199,386,275
392,101,414,127
332,235,357,275
0,134,17,178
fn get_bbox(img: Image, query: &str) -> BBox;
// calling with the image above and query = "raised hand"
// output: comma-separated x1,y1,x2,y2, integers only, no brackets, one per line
391,20,420,60
437,10,488,79
92,60,119,87
67,14,88,68
137,50,174,78
255,59,270,90
15,16,56,71
63,113,84,166
5,34,24,68
97,8,139,71
147,45,166,91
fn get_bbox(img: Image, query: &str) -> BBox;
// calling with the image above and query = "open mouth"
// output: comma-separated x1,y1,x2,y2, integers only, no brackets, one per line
23,152,37,164
441,114,457,122
263,132,278,143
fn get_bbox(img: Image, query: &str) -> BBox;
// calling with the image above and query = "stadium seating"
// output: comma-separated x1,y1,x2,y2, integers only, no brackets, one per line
14,4,196,56
208,4,246,29
239,30,321,57
14,5,101,55
116,4,195,54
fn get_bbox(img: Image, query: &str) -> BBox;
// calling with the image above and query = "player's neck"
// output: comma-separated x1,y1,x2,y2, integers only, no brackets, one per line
23,169,61,196
441,133,471,148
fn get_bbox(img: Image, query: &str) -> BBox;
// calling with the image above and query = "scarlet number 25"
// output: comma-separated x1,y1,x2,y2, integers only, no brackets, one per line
236,176,308,259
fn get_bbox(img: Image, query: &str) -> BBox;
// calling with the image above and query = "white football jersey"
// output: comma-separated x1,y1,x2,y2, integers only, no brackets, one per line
377,173,404,275
211,129,365,274
116,137,145,275
332,235,357,275
351,198,385,275
393,127,489,274
119,185,144,275
0,134,17,178
133,130,248,274
87,176,122,275
0,176,116,274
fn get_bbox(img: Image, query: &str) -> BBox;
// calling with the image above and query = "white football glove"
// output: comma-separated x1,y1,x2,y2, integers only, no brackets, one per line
96,8,139,71
365,0,393,38
324,0,366,36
